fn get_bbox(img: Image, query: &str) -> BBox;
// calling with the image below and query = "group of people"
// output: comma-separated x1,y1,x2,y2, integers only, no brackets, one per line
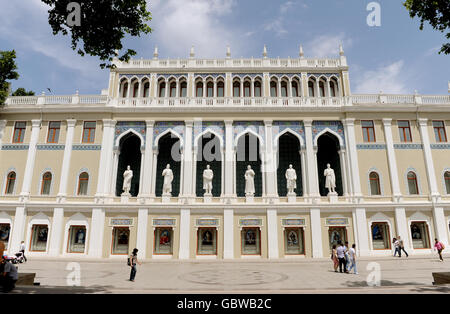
392,236,408,257
331,241,358,274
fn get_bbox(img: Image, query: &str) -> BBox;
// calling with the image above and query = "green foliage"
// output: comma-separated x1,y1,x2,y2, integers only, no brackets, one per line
12,88,35,96
41,0,152,68
0,50,19,105
404,0,450,55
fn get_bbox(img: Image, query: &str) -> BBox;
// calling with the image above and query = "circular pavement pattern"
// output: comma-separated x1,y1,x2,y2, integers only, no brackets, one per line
179,269,288,286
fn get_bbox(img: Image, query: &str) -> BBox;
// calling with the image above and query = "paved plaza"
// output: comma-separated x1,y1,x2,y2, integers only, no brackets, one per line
7,253,450,294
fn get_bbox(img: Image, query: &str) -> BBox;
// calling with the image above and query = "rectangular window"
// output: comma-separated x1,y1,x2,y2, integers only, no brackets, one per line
410,222,430,249
371,222,391,250
30,225,48,252
197,228,217,255
67,226,86,253
111,227,129,254
398,120,412,142
12,121,26,143
241,227,261,255
47,121,61,143
0,224,10,249
361,120,376,142
433,121,447,142
82,121,96,143
154,227,173,254
328,227,348,250
284,227,305,255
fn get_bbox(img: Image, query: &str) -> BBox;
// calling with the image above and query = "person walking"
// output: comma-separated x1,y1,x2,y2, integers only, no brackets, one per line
397,236,409,257
331,244,339,272
0,255,18,293
434,238,445,262
19,241,27,262
336,241,348,273
128,248,141,282
347,244,358,274
392,238,400,257
344,241,350,272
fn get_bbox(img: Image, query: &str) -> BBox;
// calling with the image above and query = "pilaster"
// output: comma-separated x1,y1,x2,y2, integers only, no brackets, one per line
48,208,64,256
57,119,76,202
20,119,41,202
383,119,402,202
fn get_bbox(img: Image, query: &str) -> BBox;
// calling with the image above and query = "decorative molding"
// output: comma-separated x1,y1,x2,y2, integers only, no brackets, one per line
312,121,345,147
394,143,423,150
1,144,29,150
357,144,386,150
72,145,101,151
281,218,306,226
195,218,220,227
272,121,305,147
325,217,349,226
431,144,450,150
152,218,176,226
109,218,134,226
239,218,263,226
37,144,65,150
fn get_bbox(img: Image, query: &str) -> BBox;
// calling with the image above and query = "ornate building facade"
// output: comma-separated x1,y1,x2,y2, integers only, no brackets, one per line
1,46,450,260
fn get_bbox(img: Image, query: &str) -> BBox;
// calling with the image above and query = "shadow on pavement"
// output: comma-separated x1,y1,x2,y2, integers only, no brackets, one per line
411,286,450,294
344,280,423,287
6,285,114,294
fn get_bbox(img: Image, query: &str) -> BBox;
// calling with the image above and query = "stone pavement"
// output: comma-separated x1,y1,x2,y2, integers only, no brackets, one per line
7,253,450,294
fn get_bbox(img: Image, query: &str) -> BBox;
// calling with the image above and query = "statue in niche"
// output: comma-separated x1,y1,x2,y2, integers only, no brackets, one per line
244,165,255,196
122,165,133,195
285,164,297,194
162,164,174,195
324,163,336,195
203,164,214,195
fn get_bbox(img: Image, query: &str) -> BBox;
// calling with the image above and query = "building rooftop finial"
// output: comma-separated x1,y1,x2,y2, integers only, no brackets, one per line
339,43,344,56
153,46,159,59
263,45,267,58
226,45,231,58
299,45,304,58
190,45,195,58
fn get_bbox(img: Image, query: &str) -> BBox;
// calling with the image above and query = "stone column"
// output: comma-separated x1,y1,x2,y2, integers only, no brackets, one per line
151,149,158,196
224,120,235,201
383,119,402,202
264,120,277,201
418,118,440,202
136,209,149,258
181,120,194,201
353,208,370,256
57,119,76,202
300,148,307,197
48,208,64,256
0,120,7,147
343,119,362,200
338,150,349,197
9,207,27,254
394,207,410,251
304,120,320,201
223,209,234,258
140,120,155,200
95,119,116,201
20,119,41,201
267,209,279,258
88,208,105,258
178,209,191,259
310,208,323,258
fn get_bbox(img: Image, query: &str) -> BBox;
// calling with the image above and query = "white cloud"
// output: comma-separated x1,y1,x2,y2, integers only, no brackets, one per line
147,0,240,58
305,33,352,58
352,61,408,94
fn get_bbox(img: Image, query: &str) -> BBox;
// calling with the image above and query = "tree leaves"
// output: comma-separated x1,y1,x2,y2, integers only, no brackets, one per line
41,0,152,68
0,50,19,105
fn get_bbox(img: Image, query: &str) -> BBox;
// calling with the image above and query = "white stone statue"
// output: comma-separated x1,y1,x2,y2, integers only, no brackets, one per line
122,165,133,195
285,164,297,194
162,164,174,195
203,165,213,195
244,165,255,196
324,163,336,194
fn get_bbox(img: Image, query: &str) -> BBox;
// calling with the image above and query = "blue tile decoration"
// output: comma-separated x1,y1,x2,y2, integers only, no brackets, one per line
231,73,263,80
194,73,226,80
356,144,387,150
196,219,219,226
153,218,176,226
37,144,65,150
114,121,146,149
312,121,345,147
281,218,306,226
326,218,349,225
233,121,265,145
272,121,305,148
192,121,225,148
1,144,29,150
307,73,340,79
394,144,423,150
239,218,263,226
157,73,188,81
431,144,450,150
110,218,133,226
72,145,102,151
153,121,185,149
119,74,152,81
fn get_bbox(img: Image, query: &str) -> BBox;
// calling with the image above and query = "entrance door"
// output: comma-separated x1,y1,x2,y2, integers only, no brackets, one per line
284,227,304,255
111,227,130,255
328,227,347,250
197,228,217,255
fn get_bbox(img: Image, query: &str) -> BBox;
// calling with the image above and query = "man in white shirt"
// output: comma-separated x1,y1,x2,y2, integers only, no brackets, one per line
347,244,358,274
336,242,348,273
19,241,27,262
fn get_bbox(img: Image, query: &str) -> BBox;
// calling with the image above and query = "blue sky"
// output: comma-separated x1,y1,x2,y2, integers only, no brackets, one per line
1,0,449,95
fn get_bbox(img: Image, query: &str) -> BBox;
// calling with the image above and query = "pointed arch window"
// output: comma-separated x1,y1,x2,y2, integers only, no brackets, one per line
142,82,150,97
158,82,166,98
233,81,240,97
270,81,277,97
5,171,16,195
217,81,224,97
308,81,315,97
407,171,419,195
41,172,52,195
207,82,214,97
254,81,262,97
281,81,288,97
369,172,381,195
121,82,128,98
196,82,203,97
291,81,299,97
132,82,139,98
330,80,337,97
179,81,187,97
319,81,326,97
77,172,89,196
169,82,177,98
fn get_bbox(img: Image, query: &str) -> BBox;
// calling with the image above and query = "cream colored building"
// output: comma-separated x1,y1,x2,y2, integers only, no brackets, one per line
1,46,450,260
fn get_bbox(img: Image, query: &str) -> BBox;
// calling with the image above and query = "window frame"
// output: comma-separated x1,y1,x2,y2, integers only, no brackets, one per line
77,172,89,196
361,120,376,143
5,171,16,195
433,120,447,143
398,120,412,142
47,121,61,143
407,171,419,195
12,121,26,143
82,121,96,143
369,171,381,195
41,171,52,195
444,171,450,195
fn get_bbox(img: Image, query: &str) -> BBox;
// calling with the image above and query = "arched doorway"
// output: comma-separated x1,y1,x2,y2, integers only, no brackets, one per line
277,133,302,196
155,133,182,197
316,133,343,196
236,133,262,197
115,134,142,197
196,133,222,197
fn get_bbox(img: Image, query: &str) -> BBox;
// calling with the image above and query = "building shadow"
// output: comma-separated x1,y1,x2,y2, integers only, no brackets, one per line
6,285,114,294
344,280,423,287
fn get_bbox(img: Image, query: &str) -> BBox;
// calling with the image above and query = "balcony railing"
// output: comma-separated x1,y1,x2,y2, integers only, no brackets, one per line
4,94,450,108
